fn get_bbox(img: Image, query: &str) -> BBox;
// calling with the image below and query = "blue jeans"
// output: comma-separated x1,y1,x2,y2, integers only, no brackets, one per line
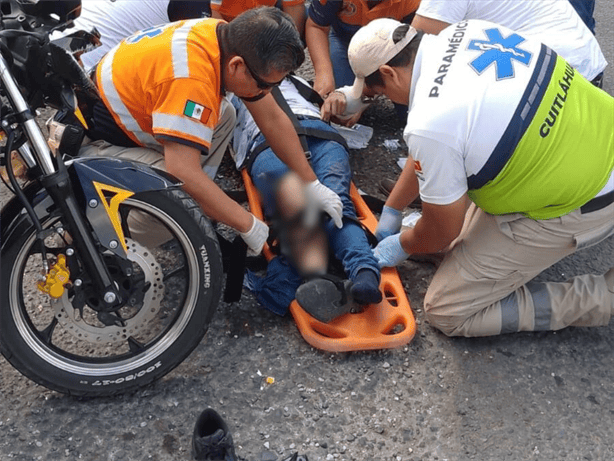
329,29,355,88
568,0,595,34
247,119,380,315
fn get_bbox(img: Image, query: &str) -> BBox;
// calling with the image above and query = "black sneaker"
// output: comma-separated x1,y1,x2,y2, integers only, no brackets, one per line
192,409,238,461
282,454,309,461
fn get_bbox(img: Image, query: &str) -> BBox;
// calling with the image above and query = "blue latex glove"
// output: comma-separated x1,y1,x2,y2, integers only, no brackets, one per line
375,205,403,241
373,233,410,267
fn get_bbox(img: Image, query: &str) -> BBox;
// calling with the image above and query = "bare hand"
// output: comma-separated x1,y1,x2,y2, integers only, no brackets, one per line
313,74,335,100
320,91,347,122
331,110,363,127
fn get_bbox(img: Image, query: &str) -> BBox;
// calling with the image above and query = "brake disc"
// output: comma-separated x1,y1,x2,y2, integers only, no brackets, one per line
52,238,165,345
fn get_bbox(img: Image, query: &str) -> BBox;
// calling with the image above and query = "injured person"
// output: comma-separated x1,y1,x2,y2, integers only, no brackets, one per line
230,75,382,322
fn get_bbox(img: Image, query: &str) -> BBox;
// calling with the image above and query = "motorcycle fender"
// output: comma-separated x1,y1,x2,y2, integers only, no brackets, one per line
1,158,181,257
68,157,182,257
68,157,181,193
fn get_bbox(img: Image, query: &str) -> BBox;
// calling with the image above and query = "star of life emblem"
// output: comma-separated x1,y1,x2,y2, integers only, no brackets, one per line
467,28,532,80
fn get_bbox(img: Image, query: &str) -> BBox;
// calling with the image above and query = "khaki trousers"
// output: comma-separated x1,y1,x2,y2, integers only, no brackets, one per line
79,99,235,248
425,202,614,337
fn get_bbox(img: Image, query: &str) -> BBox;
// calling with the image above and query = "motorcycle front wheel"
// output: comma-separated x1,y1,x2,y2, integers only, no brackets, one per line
1,188,223,396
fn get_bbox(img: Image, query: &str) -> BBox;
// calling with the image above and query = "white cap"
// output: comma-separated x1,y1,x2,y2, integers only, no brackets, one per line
346,18,418,99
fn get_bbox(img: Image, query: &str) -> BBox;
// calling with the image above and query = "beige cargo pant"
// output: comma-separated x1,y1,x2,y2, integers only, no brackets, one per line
425,202,614,337
78,99,235,248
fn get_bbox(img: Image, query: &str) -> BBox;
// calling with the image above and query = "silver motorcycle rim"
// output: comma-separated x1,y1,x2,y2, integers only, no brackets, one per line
8,196,201,377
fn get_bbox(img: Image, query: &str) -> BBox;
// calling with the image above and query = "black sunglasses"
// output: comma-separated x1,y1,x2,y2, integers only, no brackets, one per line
242,58,283,90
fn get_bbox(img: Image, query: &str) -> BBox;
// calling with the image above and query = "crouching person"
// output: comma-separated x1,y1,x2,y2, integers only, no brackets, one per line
80,7,343,255
328,18,614,337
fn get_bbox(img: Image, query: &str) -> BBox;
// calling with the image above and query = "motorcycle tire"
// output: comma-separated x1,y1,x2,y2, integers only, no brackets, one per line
1,188,223,396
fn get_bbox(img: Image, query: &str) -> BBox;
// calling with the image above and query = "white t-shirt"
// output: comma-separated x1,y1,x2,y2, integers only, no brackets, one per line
416,0,607,80
231,77,321,168
66,0,210,72
71,0,173,71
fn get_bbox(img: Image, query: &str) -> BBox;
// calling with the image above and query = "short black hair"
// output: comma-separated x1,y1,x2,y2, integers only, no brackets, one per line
364,25,423,88
223,6,305,76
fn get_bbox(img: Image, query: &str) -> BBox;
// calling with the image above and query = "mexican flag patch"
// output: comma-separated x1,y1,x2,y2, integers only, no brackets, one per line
183,100,211,123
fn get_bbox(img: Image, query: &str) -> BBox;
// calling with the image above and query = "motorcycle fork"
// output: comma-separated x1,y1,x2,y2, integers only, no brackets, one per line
1,126,124,311
0,51,123,311
39,159,124,310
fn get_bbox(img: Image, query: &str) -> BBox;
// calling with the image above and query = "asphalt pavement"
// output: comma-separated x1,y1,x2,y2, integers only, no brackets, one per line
1,3,613,461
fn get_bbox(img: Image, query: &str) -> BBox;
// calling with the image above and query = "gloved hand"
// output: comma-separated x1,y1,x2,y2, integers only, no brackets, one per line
373,233,410,268
306,179,343,228
375,205,403,241
239,215,269,256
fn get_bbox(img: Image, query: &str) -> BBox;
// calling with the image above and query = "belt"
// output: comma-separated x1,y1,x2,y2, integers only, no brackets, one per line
294,114,321,121
580,190,614,214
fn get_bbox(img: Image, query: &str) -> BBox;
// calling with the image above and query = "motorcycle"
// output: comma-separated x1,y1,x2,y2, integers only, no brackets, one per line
0,0,223,396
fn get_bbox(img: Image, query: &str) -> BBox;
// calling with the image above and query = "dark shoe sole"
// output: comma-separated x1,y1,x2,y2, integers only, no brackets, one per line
295,278,355,323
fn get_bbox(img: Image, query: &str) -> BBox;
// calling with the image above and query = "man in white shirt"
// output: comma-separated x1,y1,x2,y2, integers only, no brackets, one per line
327,18,614,337
71,0,212,72
370,0,608,204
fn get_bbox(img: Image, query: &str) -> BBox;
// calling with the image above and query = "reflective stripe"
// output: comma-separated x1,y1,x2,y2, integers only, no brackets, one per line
500,282,552,332
152,112,214,146
467,45,555,190
171,19,204,79
210,0,222,6
500,291,519,334
99,48,159,148
527,281,552,331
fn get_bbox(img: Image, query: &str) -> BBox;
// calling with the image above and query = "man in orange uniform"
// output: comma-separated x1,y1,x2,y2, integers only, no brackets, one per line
210,0,306,39
81,7,343,253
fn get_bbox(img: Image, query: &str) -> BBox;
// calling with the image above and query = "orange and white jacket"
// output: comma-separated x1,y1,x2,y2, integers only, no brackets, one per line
96,18,225,153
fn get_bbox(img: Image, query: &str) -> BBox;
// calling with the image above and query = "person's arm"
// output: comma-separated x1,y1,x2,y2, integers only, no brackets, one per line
374,195,467,267
385,155,420,211
411,14,451,35
305,17,336,98
244,93,317,183
319,90,365,126
374,155,420,241
163,140,254,232
400,196,467,255
375,134,470,266
283,2,307,40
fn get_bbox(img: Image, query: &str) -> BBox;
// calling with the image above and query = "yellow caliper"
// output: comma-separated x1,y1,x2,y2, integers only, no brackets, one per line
37,254,71,299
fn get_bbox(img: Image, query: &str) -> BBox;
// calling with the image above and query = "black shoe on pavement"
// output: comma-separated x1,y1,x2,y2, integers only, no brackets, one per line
192,408,238,461
282,453,309,461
